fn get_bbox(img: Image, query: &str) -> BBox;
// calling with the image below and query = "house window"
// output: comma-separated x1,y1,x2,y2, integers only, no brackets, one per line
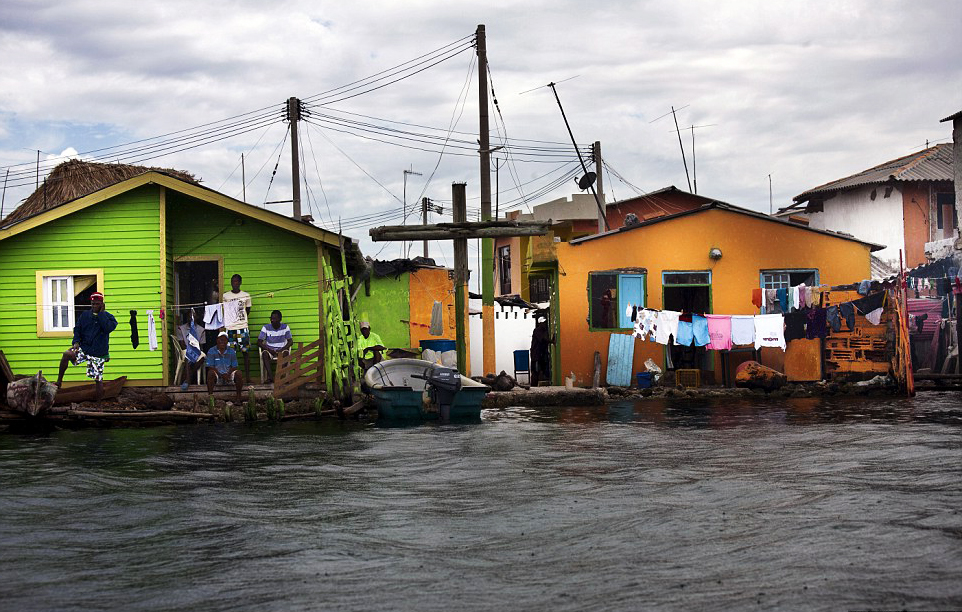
760,269,818,313
529,276,550,303
36,270,103,336
588,270,646,330
936,192,957,230
498,245,511,294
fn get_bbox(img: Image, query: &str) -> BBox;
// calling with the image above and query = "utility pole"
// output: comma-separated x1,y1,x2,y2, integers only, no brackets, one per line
287,97,302,221
403,167,422,258
548,82,609,231
593,141,605,233
1,169,8,220
769,174,773,215
691,126,697,195
422,197,430,258
477,23,497,377
453,182,469,373
671,106,692,193
241,153,246,203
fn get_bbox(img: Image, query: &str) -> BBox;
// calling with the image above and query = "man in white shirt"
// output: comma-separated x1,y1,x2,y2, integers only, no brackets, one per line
258,310,293,384
222,273,252,378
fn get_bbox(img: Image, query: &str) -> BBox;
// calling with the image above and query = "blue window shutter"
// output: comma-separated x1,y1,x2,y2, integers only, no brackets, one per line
617,274,646,329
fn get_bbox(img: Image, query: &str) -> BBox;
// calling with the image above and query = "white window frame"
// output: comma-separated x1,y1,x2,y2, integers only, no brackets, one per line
43,275,74,332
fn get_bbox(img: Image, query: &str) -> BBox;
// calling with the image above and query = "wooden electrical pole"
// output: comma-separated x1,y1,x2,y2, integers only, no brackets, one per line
287,96,302,221
453,182,469,372
477,24,497,377
422,197,430,258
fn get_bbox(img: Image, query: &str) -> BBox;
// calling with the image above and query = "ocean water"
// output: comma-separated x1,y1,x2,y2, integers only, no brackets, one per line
0,393,960,611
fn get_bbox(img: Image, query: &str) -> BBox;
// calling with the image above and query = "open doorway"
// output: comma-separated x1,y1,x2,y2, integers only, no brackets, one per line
662,271,712,374
174,258,222,350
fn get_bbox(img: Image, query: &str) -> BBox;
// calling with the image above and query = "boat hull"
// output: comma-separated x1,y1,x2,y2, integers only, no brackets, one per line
364,359,489,421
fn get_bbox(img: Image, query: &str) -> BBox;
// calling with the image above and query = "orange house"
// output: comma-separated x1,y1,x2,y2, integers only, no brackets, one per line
553,202,883,386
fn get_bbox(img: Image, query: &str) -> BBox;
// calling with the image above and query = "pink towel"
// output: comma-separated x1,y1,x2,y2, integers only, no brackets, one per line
705,315,733,351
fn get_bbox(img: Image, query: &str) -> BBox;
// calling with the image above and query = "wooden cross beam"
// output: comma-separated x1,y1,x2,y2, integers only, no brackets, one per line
368,184,551,375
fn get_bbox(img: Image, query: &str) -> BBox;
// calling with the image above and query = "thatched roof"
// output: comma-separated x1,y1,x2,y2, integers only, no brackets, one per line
1,159,199,227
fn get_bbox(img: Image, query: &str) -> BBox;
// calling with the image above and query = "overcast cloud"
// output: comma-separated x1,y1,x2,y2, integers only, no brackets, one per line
1,0,960,265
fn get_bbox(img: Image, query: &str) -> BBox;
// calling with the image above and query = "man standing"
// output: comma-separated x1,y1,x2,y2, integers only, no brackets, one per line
257,310,293,384
206,331,244,401
223,273,252,379
56,291,118,400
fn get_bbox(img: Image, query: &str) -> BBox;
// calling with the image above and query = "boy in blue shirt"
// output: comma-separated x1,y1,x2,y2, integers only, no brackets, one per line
55,291,118,400
205,331,244,401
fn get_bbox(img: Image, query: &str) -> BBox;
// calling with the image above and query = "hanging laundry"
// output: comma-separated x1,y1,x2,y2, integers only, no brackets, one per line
654,310,680,345
204,303,224,329
789,286,798,312
807,286,818,308
806,307,828,339
705,315,732,351
753,314,786,350
625,302,633,319
857,279,871,296
129,310,139,349
852,291,885,315
730,315,755,346
676,319,695,346
751,288,763,309
839,302,856,330
797,284,807,309
631,305,638,323
776,288,788,313
691,315,711,347
429,301,443,335
827,305,842,333
146,310,158,351
765,289,777,312
784,309,807,342
864,308,884,325
639,309,657,340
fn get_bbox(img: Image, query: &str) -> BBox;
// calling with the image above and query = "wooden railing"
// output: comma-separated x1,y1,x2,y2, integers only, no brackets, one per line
273,339,323,399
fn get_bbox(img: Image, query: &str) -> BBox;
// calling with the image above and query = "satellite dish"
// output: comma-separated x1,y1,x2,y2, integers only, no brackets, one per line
577,172,596,191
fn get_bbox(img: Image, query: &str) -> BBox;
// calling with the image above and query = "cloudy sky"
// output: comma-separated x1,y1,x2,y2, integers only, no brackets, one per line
1,0,959,268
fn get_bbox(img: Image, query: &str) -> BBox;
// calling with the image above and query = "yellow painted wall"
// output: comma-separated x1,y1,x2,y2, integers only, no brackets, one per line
555,208,873,385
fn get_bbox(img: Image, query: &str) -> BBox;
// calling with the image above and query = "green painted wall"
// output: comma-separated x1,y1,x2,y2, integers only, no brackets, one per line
355,274,411,348
0,186,164,382
166,192,320,382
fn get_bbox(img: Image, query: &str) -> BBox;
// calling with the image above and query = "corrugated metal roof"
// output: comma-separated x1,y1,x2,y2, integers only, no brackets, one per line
940,110,962,122
794,143,954,203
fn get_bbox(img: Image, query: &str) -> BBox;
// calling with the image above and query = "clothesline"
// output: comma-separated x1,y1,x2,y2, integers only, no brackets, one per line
624,289,890,352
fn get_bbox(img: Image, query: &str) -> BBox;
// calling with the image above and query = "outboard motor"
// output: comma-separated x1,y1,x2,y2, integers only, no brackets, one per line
423,366,462,423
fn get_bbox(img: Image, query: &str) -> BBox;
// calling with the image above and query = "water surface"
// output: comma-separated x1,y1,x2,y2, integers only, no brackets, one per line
1,393,960,611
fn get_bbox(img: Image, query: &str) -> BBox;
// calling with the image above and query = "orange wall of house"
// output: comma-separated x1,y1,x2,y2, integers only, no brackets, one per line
407,268,471,375
555,209,873,385
901,183,931,268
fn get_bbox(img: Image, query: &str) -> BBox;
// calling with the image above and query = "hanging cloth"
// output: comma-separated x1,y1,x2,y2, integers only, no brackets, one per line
754,314,786,350
776,288,788,313
185,320,202,362
204,303,224,329
146,310,158,351
429,301,444,336
129,310,139,349
692,315,711,347
730,315,755,346
751,288,763,309
654,310,680,345
797,284,807,309
705,315,732,351
806,307,828,339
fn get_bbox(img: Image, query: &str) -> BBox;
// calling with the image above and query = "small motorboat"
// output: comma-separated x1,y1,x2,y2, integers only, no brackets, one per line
363,358,489,422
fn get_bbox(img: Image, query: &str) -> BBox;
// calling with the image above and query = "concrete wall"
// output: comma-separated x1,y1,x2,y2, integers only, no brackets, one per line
469,298,536,379
806,185,902,266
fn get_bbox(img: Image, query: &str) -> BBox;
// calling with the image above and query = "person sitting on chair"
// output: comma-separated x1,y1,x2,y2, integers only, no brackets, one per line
357,321,385,369
257,309,293,384
178,308,206,391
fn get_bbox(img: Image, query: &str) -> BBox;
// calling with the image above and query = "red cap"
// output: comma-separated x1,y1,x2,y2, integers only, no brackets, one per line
90,292,104,301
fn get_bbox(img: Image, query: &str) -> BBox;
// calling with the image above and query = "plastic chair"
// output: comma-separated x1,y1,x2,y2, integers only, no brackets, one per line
171,334,205,386
513,349,530,384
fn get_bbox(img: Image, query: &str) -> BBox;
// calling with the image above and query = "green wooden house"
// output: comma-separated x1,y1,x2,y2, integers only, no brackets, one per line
0,160,356,387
